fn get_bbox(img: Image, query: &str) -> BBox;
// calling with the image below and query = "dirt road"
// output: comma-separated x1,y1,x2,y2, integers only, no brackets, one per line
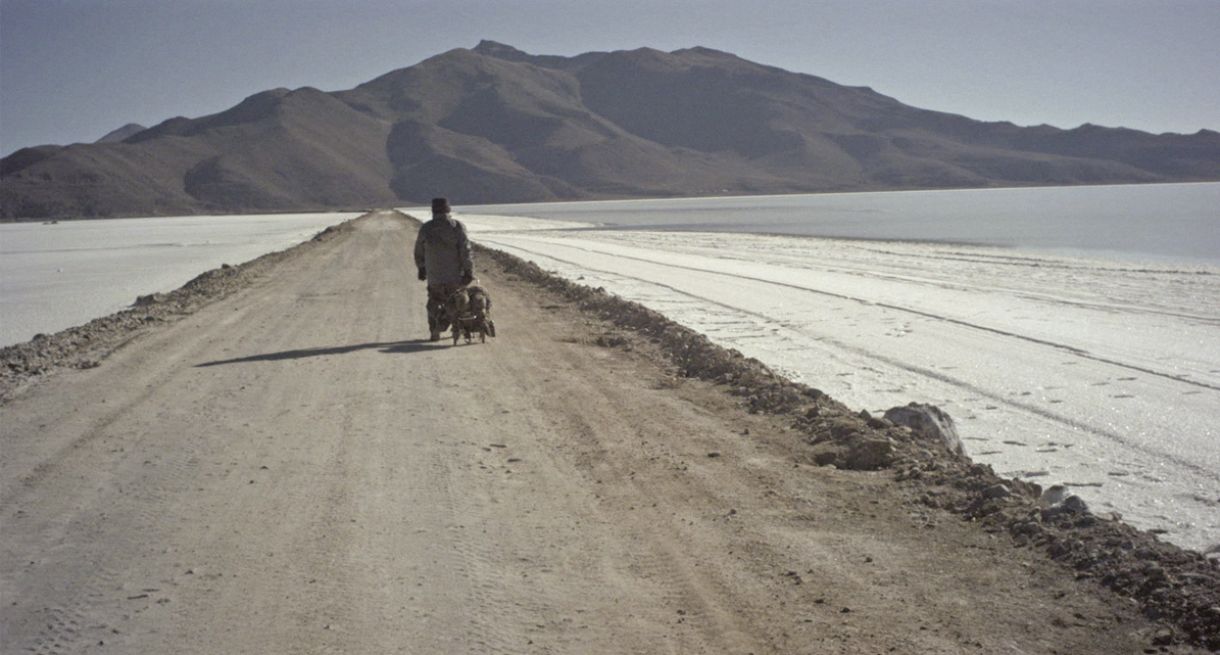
0,212,1195,653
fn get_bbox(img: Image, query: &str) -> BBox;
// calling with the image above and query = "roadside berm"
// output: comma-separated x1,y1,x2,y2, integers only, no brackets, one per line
1,210,1215,653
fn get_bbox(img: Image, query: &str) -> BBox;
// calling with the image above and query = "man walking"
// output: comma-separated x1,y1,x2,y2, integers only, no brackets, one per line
414,197,474,341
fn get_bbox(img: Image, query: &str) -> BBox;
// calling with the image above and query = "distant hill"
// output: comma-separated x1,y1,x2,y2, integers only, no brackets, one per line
95,123,147,143
3,40,1218,218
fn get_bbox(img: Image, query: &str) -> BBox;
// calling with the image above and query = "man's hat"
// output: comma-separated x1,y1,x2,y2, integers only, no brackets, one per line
431,197,451,213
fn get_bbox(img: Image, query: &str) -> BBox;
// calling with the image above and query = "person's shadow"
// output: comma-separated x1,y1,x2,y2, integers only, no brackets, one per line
195,339,439,367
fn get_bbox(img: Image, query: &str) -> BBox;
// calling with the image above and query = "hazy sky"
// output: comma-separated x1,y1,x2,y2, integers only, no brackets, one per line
2,0,1218,155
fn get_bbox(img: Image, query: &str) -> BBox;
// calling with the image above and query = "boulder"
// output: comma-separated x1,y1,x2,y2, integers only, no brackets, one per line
845,437,894,470
883,403,963,455
1061,495,1089,514
1041,493,1090,520
807,436,895,470
983,483,1012,499
1039,484,1070,507
830,417,866,439
134,292,168,306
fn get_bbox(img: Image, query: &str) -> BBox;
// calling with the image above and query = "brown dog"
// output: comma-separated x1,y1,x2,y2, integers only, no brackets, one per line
447,284,496,345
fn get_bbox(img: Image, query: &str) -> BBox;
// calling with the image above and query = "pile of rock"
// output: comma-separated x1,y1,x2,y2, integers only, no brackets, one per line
900,453,1220,648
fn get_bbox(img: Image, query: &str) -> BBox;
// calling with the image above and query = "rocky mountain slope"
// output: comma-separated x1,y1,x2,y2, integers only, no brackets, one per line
3,41,1218,218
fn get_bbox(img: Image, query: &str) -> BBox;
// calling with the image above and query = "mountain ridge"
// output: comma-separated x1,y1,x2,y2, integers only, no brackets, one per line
95,123,147,144
3,41,1217,218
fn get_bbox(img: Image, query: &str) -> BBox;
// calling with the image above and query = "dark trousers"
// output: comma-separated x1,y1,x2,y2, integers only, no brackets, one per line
426,282,463,332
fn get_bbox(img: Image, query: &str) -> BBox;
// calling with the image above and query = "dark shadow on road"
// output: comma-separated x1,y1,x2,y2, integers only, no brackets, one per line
196,339,439,367
380,341,449,354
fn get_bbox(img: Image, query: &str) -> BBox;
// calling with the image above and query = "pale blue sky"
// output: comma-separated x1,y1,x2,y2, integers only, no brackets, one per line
2,0,1218,156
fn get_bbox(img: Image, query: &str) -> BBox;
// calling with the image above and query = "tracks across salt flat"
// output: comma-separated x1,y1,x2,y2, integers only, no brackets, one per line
461,215,1220,552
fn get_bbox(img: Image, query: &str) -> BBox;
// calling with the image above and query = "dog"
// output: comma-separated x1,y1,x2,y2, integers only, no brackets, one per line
446,283,496,345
